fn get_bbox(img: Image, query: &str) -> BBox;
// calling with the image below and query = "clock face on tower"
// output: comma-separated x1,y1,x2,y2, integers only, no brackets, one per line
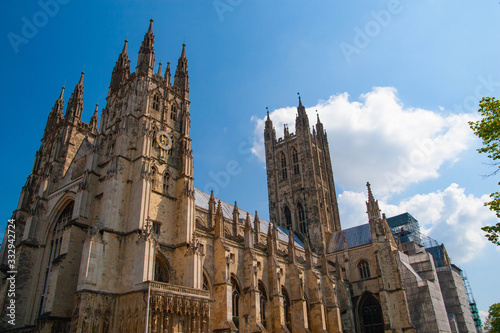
155,130,172,151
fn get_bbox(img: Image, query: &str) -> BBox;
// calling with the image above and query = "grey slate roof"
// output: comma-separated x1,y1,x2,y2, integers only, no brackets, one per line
194,188,304,248
327,223,372,253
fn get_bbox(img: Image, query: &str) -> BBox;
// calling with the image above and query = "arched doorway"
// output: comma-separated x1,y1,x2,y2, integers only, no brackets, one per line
359,293,384,333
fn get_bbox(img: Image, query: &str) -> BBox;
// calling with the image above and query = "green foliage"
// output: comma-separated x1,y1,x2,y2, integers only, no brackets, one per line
469,97,500,246
484,303,500,333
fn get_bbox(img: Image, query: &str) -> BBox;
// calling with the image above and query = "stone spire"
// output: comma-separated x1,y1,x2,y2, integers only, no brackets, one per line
164,62,171,86
54,86,65,117
44,87,65,138
215,200,224,239
253,211,260,244
109,40,131,92
295,93,310,133
174,44,189,97
232,201,239,236
157,61,163,77
136,19,155,76
264,107,276,142
244,212,253,249
90,104,99,132
366,182,381,221
316,112,326,141
65,72,84,123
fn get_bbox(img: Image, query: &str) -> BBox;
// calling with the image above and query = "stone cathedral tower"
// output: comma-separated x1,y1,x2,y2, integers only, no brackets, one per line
0,20,210,332
264,97,341,253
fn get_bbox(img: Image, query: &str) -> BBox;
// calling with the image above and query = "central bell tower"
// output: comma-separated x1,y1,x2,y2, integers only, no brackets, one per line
264,96,341,253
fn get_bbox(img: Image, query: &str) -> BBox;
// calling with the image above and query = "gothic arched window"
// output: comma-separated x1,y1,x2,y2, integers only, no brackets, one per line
292,147,300,175
152,93,160,111
170,104,177,121
258,281,268,329
154,255,170,283
151,167,157,191
231,276,241,330
40,201,74,315
358,260,371,280
282,286,291,330
280,152,287,180
284,206,292,229
359,293,384,333
298,203,306,235
163,172,170,194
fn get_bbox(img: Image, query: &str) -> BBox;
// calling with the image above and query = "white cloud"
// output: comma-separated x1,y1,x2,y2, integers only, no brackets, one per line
337,183,496,264
251,87,477,196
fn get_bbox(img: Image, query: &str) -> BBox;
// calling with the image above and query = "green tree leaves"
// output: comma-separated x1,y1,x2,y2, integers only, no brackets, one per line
469,97,500,246
484,303,500,333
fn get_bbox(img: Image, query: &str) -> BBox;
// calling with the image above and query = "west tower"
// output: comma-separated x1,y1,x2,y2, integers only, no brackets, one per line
264,96,341,253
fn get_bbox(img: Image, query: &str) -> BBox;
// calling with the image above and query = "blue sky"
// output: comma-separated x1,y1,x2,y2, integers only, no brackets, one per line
1,0,499,322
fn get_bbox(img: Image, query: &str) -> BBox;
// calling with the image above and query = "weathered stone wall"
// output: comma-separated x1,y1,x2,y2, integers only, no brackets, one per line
437,265,477,333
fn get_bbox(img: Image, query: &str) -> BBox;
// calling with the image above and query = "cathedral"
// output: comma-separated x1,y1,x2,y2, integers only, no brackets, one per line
0,20,481,333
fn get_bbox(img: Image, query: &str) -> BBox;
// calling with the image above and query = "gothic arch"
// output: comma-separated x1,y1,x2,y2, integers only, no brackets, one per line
154,252,171,283
291,146,300,175
357,292,384,333
258,280,269,329
170,102,178,121
152,92,161,112
151,166,158,191
282,286,292,331
231,275,242,330
280,151,288,180
43,193,76,242
357,259,371,280
283,205,292,229
39,199,76,315
297,202,306,235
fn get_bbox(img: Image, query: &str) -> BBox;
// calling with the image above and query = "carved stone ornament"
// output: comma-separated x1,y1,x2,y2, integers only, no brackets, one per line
139,217,156,241
89,216,104,240
185,233,202,256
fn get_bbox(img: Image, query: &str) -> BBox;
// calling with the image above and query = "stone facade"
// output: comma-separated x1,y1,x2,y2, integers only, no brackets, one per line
0,20,480,333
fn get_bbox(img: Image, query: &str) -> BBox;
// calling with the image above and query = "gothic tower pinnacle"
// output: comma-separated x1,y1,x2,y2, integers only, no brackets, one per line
174,44,189,98
136,19,155,76
109,39,131,92
65,72,84,123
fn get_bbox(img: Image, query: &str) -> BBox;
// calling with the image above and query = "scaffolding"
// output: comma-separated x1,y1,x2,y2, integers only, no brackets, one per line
462,271,483,333
387,213,422,244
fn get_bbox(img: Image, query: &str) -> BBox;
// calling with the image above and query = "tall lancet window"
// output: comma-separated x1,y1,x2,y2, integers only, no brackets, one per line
358,260,371,280
163,172,170,194
298,203,306,235
280,152,287,180
231,276,241,330
40,201,74,315
259,281,268,329
170,104,177,121
292,147,300,175
154,255,170,283
152,93,160,111
284,206,292,229
151,167,157,191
